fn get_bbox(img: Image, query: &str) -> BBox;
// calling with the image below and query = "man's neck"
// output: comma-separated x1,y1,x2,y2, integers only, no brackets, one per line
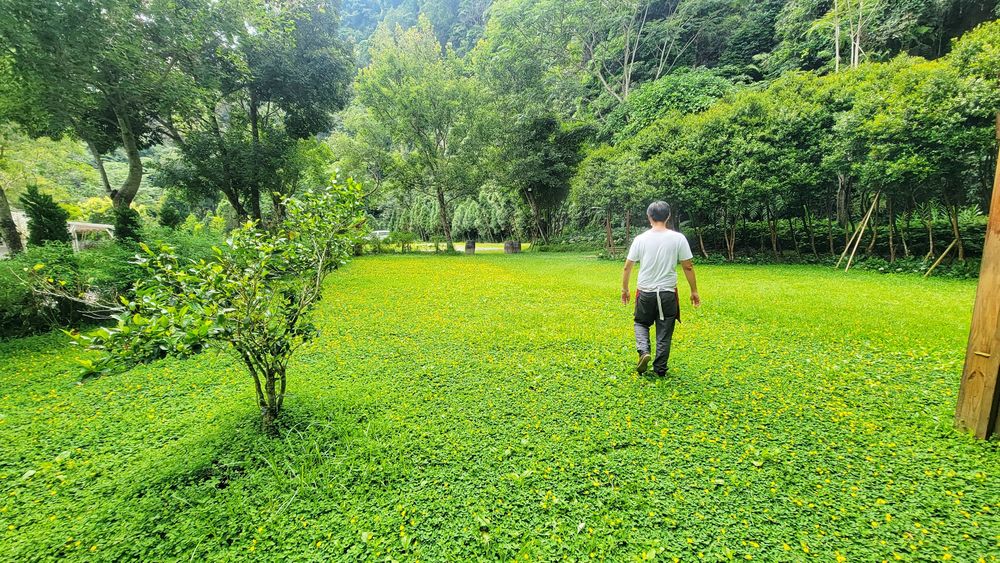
650,223,668,232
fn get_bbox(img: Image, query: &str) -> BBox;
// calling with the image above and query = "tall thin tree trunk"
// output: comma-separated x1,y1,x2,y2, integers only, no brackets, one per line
900,210,910,258
527,193,547,244
788,216,802,257
0,186,23,254
436,186,455,252
827,215,835,255
833,0,842,72
86,140,113,196
925,217,936,261
248,101,264,221
888,198,896,263
767,204,780,260
696,226,708,258
949,205,965,261
624,210,632,249
605,209,615,255
803,206,819,258
837,173,851,243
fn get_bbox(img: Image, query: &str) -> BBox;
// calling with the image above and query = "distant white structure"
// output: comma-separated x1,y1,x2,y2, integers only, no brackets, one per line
0,210,115,257
372,230,390,240
68,221,115,252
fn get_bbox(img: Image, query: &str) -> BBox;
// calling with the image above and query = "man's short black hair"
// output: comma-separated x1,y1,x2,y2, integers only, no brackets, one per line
647,201,671,223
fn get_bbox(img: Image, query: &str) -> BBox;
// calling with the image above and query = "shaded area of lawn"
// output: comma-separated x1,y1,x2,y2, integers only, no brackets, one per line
1,254,998,561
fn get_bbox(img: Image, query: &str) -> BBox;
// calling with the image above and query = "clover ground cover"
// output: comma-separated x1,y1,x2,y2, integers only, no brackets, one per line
1,254,997,561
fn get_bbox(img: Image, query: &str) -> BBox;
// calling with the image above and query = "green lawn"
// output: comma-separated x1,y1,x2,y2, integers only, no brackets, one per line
1,254,998,562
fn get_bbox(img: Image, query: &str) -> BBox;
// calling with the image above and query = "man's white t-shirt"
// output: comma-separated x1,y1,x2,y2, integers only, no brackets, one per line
627,229,694,292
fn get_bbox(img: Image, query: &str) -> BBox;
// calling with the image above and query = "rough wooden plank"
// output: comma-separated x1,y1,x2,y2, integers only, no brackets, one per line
956,121,1000,439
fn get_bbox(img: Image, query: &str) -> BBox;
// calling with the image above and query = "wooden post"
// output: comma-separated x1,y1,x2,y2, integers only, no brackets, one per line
955,116,1000,439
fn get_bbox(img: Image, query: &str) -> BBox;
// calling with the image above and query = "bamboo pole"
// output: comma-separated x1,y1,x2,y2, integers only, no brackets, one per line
835,193,877,269
845,192,880,272
923,239,958,278
835,221,862,269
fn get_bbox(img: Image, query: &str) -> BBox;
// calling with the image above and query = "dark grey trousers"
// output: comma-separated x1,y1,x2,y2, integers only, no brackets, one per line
634,290,678,374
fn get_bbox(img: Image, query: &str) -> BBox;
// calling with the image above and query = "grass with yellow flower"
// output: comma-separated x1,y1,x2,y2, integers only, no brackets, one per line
1,253,999,561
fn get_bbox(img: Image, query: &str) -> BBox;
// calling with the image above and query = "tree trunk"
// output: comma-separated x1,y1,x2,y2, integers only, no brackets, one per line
723,211,736,261
837,173,851,243
604,209,615,255
767,204,780,260
0,186,23,254
261,405,279,437
866,209,878,255
696,226,708,258
925,218,936,261
250,186,263,222
525,191,547,245
221,187,249,221
210,114,249,220
949,205,965,261
827,215,835,255
111,113,144,209
248,100,264,222
262,371,279,437
802,206,819,258
900,210,911,258
436,186,455,252
833,0,842,72
888,198,896,263
624,210,632,249
86,140,113,196
788,216,802,257
276,365,287,413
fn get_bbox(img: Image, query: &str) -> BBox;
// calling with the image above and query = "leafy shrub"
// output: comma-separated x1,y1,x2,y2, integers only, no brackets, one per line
386,231,416,253
76,197,115,224
69,182,366,435
113,206,143,242
0,243,84,338
158,204,184,229
0,223,227,339
19,185,70,245
851,256,983,279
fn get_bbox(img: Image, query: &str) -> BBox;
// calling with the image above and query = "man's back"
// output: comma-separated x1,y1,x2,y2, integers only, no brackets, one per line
627,229,693,292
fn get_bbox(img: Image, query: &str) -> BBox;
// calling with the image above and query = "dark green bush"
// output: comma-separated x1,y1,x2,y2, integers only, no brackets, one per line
113,206,143,243
19,185,70,246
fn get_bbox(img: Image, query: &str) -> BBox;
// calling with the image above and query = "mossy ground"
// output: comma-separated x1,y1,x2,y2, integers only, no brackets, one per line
1,254,997,561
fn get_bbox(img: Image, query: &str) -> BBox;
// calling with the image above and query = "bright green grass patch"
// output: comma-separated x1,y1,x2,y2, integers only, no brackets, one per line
1,254,998,561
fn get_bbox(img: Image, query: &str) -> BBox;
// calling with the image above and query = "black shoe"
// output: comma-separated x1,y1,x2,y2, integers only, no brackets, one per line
636,353,651,375
655,368,670,377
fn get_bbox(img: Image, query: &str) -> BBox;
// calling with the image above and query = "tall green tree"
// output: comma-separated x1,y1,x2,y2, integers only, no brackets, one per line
356,17,492,250
0,0,203,209
158,0,353,222
498,116,590,243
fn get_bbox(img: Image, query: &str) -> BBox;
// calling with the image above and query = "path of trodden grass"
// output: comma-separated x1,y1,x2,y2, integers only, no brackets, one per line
1,253,998,561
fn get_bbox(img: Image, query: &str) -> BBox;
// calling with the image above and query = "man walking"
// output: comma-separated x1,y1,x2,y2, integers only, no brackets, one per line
621,201,701,376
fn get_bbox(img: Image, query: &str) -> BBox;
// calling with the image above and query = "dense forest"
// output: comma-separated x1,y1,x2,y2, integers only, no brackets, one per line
1,0,999,262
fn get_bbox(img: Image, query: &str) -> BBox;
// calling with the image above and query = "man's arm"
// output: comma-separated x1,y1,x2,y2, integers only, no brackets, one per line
681,259,701,307
622,260,635,304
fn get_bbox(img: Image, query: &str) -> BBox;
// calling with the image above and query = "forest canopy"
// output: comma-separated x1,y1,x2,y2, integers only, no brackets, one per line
1,0,998,261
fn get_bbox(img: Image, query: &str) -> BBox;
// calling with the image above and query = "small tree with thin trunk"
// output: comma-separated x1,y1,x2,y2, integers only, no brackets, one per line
66,181,365,435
